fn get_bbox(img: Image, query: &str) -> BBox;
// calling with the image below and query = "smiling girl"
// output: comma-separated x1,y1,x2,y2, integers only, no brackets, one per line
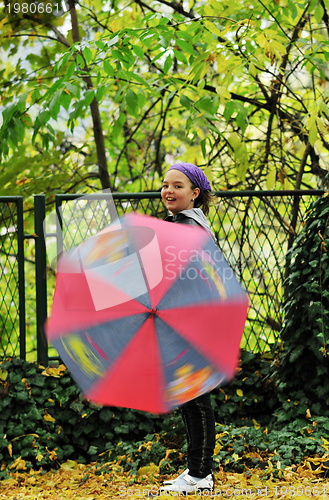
160,162,216,494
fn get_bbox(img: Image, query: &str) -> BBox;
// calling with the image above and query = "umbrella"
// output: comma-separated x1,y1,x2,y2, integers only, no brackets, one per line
46,213,248,414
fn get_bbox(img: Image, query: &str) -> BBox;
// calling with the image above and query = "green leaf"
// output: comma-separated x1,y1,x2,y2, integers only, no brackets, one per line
176,39,196,56
65,82,80,98
96,86,106,101
126,89,138,112
59,92,71,111
49,91,61,112
66,61,76,80
163,54,172,74
314,3,324,24
173,49,187,64
200,137,207,158
196,97,214,114
112,112,126,139
76,54,85,69
84,90,95,107
180,94,191,109
107,35,119,47
159,35,169,49
133,45,144,59
95,40,105,50
103,60,114,76
83,47,93,63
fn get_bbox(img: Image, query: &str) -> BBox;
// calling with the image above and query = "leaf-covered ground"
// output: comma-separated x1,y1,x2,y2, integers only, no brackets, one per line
1,459,329,499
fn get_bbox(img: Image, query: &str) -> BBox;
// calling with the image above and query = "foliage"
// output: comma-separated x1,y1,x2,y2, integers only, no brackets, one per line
0,352,326,477
0,353,275,472
211,351,277,427
1,0,329,199
3,459,329,500
274,194,329,422
214,418,329,473
2,354,329,499
0,358,163,473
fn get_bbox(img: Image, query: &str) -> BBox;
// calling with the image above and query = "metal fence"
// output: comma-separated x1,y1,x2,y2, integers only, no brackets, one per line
0,190,324,364
0,197,25,359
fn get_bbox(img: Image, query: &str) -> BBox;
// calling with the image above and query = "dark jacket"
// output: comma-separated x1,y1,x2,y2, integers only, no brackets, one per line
164,213,200,227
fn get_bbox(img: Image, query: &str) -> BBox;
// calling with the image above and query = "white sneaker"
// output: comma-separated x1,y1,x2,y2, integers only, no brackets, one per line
162,469,189,485
159,472,214,494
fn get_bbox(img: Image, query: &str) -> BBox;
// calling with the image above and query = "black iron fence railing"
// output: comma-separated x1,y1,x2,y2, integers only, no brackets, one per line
0,190,325,363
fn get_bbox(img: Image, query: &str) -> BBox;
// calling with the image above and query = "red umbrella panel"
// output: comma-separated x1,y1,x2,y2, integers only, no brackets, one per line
46,213,249,414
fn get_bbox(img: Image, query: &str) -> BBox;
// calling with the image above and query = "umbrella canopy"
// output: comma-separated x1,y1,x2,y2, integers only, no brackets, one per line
46,213,248,414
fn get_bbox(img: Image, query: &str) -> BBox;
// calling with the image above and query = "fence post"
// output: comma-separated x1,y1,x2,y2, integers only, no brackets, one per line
16,197,26,360
34,194,48,365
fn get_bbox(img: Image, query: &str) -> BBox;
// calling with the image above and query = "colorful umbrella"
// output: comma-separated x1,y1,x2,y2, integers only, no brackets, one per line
46,213,248,414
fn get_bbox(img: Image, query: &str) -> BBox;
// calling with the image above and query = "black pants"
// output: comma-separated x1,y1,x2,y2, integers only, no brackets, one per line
180,392,215,477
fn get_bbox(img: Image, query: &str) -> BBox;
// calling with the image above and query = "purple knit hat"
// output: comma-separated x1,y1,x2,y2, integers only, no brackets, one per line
168,163,212,193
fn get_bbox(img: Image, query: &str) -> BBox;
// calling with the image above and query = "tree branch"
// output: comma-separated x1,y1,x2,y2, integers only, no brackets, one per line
67,0,111,190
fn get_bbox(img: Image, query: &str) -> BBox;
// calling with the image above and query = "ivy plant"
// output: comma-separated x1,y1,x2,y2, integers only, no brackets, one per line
274,194,329,421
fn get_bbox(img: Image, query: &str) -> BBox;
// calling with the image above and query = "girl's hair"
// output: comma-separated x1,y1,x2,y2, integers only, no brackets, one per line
190,183,213,216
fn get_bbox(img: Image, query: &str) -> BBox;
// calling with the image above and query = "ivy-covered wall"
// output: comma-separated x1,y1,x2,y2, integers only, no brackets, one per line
274,195,329,422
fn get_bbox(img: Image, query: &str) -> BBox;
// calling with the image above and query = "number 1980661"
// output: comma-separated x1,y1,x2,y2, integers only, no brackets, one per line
274,485,326,497
6,2,67,15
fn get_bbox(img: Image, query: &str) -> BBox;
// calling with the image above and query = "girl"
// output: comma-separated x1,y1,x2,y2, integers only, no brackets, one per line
159,162,216,494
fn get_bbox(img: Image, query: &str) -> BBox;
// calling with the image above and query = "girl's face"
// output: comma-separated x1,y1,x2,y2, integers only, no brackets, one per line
161,169,200,215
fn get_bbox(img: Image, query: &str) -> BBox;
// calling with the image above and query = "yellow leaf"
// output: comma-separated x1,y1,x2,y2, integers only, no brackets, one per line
271,39,287,54
257,33,267,48
159,449,172,467
60,460,78,470
266,169,276,189
308,122,318,147
216,86,231,105
236,389,243,397
231,452,241,461
228,132,241,151
204,21,222,37
137,463,159,477
36,452,43,461
43,412,56,422
16,177,31,186
317,117,328,135
250,473,261,485
278,167,286,186
10,457,27,470
48,449,57,461
7,443,12,457
0,369,8,381
42,365,66,378
214,443,222,455
249,62,257,77
306,109,317,128
253,419,261,430
306,408,312,419
112,20,118,32
203,167,213,187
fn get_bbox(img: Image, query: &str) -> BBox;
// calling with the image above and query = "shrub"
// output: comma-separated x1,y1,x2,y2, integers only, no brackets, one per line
274,194,329,421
